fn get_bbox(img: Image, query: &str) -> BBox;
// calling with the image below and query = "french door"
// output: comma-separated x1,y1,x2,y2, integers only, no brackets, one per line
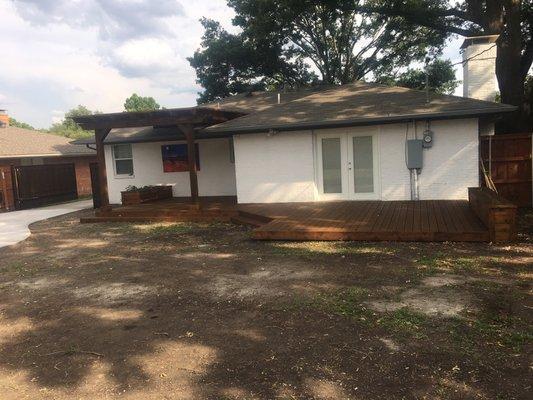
316,128,380,200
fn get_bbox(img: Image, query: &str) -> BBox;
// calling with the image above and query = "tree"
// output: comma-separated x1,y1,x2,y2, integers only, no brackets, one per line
9,117,35,130
230,0,446,83
48,105,99,139
188,18,317,103
124,93,160,112
377,59,461,94
190,0,449,102
357,0,533,129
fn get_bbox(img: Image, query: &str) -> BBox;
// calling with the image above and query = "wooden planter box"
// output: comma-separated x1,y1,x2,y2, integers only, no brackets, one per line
468,187,518,242
121,186,173,206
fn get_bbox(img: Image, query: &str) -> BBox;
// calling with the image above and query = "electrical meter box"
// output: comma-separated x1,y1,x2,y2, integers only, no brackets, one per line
407,139,423,169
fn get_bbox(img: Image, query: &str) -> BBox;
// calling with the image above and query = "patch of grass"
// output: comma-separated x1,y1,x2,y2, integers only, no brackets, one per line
128,222,235,237
266,241,395,258
140,223,195,236
309,287,431,339
378,308,429,338
414,253,497,274
312,286,374,322
448,312,533,353
1,262,33,276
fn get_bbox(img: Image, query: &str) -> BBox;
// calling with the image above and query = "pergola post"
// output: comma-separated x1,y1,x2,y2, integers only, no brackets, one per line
95,128,111,211
179,124,199,204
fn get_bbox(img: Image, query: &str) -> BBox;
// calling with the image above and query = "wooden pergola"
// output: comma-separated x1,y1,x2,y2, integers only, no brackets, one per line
73,107,242,210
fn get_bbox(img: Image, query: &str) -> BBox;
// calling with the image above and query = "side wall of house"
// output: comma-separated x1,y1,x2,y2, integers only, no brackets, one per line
105,138,237,204
232,118,479,203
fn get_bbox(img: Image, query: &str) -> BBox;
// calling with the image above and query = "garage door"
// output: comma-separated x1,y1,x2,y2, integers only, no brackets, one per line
12,163,78,209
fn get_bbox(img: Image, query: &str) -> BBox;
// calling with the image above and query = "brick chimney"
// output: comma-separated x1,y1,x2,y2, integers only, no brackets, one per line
461,35,499,102
0,109,8,128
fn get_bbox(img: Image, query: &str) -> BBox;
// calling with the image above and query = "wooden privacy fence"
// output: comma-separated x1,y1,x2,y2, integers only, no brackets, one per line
480,133,532,207
12,163,78,209
0,167,15,211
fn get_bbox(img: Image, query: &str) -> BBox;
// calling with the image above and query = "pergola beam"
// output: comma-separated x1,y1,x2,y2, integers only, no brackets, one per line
74,108,242,131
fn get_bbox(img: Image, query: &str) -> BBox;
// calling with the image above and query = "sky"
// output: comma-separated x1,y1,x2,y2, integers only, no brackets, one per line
0,0,464,129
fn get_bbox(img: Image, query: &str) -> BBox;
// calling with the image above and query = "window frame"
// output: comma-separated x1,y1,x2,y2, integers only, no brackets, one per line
112,144,134,178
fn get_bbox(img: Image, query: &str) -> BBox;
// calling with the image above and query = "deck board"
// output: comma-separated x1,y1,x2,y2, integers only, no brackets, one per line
241,200,489,242
81,197,490,242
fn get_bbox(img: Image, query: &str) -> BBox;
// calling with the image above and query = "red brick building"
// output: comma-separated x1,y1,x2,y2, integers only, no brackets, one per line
0,112,96,211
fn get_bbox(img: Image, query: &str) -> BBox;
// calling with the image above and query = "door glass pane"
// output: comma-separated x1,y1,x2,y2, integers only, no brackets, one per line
353,136,373,193
322,138,342,193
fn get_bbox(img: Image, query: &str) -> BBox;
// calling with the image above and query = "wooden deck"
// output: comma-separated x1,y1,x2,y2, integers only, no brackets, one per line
82,197,490,242
239,200,489,242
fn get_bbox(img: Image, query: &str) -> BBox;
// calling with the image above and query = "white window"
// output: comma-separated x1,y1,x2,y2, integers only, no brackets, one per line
113,144,134,176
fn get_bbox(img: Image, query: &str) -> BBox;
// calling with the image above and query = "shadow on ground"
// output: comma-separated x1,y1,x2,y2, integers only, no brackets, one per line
0,210,531,399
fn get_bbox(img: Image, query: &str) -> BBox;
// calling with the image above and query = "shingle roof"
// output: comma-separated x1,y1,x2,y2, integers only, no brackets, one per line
201,85,334,114
0,126,95,158
205,81,516,134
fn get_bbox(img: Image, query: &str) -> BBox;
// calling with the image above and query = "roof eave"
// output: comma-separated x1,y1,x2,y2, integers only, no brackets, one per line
0,152,95,159
205,107,518,135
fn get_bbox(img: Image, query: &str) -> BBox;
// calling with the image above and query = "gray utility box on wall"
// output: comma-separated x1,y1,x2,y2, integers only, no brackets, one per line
407,139,423,169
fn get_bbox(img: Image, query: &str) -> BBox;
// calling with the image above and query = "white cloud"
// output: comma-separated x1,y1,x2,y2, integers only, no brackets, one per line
0,0,464,128
0,0,234,128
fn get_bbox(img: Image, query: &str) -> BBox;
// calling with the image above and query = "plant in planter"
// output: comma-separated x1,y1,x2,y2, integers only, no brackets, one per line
121,185,173,205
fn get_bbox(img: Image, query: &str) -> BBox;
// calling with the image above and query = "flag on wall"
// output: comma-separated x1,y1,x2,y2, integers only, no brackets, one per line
161,144,200,172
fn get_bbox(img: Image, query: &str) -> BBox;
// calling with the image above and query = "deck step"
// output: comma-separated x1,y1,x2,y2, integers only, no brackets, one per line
230,215,266,227
236,210,273,224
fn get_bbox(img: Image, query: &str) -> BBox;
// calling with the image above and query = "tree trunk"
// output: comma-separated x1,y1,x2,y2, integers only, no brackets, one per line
493,0,526,131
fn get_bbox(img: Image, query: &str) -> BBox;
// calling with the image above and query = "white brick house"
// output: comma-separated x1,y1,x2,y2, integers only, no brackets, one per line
76,36,515,206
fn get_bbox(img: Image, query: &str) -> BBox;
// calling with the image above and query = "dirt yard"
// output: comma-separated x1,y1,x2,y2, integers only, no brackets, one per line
0,209,531,399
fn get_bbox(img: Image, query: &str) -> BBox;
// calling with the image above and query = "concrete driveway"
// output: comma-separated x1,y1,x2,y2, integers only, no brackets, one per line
0,199,92,249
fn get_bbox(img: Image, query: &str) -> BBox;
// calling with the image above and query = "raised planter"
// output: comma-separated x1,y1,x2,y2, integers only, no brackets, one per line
121,185,173,206
468,187,518,242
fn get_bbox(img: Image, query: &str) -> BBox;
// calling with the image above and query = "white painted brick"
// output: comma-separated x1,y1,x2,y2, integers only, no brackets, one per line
233,119,479,203
105,138,236,204
233,131,317,203
463,43,497,101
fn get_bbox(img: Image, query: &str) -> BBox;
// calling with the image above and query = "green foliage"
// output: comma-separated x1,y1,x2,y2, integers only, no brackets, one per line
8,117,35,130
188,18,316,104
377,59,460,94
48,105,99,139
363,0,533,128
190,0,447,102
123,93,160,112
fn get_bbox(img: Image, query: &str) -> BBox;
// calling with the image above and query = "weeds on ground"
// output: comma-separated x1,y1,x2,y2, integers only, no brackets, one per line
305,286,429,338
447,313,532,354
266,241,395,258
130,222,234,237
377,308,429,339
414,253,506,275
